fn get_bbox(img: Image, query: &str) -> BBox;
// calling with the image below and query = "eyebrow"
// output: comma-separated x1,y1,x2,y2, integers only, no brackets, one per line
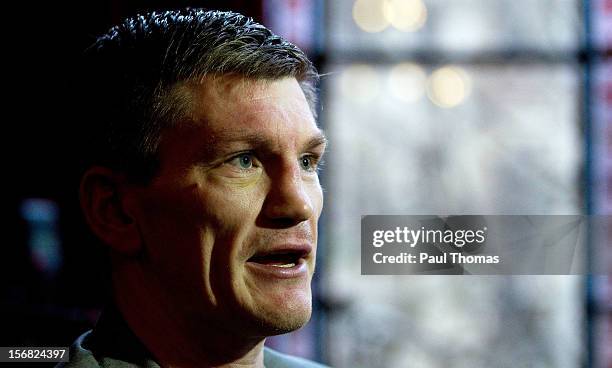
201,130,327,158
304,131,328,151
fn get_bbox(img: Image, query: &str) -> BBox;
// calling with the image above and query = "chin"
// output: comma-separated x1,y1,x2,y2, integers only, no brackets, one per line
257,301,313,336
240,290,313,336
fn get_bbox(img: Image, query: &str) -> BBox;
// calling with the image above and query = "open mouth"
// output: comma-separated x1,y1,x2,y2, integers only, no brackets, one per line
248,250,307,268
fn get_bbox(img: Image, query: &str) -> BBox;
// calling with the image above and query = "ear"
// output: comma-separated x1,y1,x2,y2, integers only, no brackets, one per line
79,166,142,255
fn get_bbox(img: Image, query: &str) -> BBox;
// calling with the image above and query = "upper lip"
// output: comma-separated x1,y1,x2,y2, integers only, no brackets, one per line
247,243,313,262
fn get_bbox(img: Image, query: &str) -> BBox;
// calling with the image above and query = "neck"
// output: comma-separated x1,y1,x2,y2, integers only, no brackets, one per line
111,255,266,368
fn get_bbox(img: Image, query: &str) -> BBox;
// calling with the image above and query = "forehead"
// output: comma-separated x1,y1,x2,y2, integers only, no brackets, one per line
176,75,318,138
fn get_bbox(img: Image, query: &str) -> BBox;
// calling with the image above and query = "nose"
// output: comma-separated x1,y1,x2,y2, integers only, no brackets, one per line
261,162,314,227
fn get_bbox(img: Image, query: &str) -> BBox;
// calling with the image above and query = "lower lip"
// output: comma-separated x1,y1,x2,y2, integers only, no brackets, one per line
245,258,309,279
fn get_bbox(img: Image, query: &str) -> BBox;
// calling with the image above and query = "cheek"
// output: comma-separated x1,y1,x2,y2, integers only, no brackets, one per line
197,183,269,307
136,183,209,241
133,185,214,292
205,179,265,228
203,182,266,260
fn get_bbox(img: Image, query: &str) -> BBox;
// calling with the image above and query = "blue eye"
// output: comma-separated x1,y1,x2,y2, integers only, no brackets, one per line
229,153,254,169
300,156,317,172
239,154,252,168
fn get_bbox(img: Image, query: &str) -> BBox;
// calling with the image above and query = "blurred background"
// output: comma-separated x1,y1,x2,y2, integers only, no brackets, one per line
4,0,611,367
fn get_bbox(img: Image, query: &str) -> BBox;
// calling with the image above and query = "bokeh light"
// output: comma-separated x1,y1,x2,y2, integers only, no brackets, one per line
384,0,427,32
352,0,390,33
427,65,471,108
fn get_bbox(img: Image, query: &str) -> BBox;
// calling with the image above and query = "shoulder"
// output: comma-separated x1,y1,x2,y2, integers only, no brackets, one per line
55,331,100,368
57,330,330,368
55,330,159,368
264,347,330,368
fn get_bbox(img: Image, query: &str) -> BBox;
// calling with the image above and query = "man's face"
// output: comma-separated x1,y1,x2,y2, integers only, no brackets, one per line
128,76,325,337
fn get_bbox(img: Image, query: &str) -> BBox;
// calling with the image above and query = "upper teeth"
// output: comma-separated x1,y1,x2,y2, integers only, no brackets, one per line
272,263,296,268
